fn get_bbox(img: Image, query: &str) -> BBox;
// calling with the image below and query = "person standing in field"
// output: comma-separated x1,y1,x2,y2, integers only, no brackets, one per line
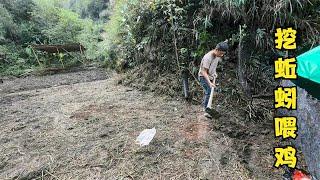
198,41,229,119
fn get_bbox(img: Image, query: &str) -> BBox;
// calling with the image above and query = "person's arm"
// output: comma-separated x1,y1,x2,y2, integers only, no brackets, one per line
201,68,215,88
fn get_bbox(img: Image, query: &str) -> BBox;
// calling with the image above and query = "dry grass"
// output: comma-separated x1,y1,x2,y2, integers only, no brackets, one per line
0,69,284,179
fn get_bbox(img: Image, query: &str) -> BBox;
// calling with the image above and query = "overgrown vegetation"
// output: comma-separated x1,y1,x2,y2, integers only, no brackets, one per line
2,0,319,112
106,0,320,98
0,0,110,76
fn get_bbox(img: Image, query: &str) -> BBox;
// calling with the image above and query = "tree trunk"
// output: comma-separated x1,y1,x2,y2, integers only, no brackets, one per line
31,44,85,53
238,26,251,97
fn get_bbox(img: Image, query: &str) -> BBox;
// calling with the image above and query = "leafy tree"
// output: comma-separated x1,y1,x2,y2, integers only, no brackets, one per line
0,4,16,42
85,0,109,20
67,0,110,21
103,0,320,99
0,0,35,22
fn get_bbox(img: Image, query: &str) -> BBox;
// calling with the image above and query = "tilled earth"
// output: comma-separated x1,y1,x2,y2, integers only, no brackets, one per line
0,69,282,179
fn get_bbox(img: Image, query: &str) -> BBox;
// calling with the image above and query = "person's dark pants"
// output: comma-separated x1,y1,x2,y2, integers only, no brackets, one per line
199,76,211,109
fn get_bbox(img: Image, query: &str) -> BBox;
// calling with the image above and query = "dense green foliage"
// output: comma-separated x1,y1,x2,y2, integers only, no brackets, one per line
106,0,320,95
67,0,110,20
0,0,109,76
1,0,320,95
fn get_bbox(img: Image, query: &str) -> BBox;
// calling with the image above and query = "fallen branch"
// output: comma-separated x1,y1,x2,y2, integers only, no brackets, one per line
31,44,85,53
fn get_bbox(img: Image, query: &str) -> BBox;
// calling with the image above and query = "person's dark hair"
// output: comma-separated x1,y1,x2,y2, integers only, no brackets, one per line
216,41,229,52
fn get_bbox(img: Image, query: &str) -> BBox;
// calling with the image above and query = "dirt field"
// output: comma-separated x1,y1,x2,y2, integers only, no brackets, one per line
0,69,282,179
